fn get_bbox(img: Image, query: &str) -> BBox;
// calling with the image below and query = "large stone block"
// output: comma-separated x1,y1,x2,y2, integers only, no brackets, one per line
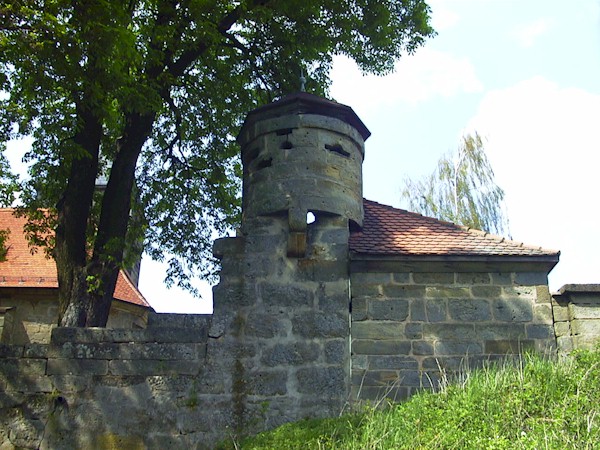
514,272,547,286
456,273,490,285
404,323,423,339
382,285,425,299
369,299,409,321
423,324,477,341
535,285,552,304
213,282,255,308
426,299,447,322
353,385,409,402
411,340,434,356
367,355,418,370
484,339,534,354
532,304,554,323
471,285,502,298
350,282,382,298
1,372,53,393
0,358,46,376
296,367,347,396
261,342,320,367
351,297,368,321
245,312,289,338
493,299,533,322
490,273,513,285
351,322,403,340
552,303,571,322
147,313,211,330
246,370,288,396
352,339,411,356
571,319,600,336
51,327,109,344
570,304,600,320
351,369,399,387
556,335,574,353
298,259,348,282
477,324,527,340
259,282,315,309
316,280,350,314
553,321,570,337
0,344,23,358
434,341,483,356
351,272,391,285
293,311,348,338
324,339,348,364
448,299,491,322
108,359,201,376
502,286,536,300
572,335,600,351
422,356,472,372
410,299,427,321
413,273,454,285
426,287,470,299
46,358,107,376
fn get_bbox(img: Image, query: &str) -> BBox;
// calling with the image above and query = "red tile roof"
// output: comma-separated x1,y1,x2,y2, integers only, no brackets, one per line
0,209,149,308
350,199,559,258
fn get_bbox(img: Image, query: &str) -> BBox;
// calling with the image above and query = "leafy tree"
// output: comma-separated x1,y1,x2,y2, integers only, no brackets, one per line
0,0,435,327
401,132,510,236
0,151,18,260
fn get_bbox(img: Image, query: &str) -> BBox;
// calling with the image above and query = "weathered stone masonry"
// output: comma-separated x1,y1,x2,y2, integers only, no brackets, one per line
1,93,600,449
350,267,556,401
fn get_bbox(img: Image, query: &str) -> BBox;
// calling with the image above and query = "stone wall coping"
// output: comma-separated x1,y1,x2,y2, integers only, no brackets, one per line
558,284,600,295
350,256,558,274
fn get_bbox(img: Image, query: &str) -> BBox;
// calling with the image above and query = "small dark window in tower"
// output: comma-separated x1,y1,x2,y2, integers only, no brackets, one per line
280,140,293,149
256,157,273,170
325,143,350,158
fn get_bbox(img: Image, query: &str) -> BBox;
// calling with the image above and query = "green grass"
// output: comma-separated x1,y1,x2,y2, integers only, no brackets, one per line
228,350,600,449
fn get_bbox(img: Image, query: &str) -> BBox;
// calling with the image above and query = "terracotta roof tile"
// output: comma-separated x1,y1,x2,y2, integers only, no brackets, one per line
0,209,149,308
350,199,559,258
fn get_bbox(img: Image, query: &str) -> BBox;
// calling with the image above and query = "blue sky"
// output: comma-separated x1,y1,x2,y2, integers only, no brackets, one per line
146,0,600,312
6,1,600,312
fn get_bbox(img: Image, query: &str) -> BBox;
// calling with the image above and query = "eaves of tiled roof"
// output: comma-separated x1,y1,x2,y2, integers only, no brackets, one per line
350,199,560,261
0,209,150,308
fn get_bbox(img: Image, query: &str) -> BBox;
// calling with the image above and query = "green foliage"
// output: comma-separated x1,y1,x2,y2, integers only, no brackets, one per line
401,133,510,236
0,0,436,303
0,151,18,260
235,350,600,449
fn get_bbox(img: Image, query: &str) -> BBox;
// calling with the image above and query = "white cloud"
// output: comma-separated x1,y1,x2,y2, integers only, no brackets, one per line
466,77,600,290
511,18,555,48
429,1,460,31
331,48,483,112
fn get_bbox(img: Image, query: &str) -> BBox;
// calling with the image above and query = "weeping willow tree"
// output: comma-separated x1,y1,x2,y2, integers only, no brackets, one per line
401,132,510,236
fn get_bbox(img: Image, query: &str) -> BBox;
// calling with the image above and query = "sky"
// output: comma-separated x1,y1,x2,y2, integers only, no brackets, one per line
5,0,600,313
333,0,600,291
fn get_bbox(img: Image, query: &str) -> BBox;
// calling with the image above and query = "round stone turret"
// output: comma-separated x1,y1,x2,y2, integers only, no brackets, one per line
238,92,370,239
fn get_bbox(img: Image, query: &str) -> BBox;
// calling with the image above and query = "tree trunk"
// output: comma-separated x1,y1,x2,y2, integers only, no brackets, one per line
55,104,102,327
85,111,156,327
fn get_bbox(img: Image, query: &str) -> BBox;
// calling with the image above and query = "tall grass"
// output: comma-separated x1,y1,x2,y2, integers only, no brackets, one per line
232,350,600,449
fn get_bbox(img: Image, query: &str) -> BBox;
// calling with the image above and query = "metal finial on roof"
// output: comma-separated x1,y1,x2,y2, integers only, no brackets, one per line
299,69,306,92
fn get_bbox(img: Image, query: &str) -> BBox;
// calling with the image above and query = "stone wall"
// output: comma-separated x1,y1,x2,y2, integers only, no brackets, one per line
350,266,556,402
0,288,148,345
0,314,217,449
210,213,352,439
553,284,600,354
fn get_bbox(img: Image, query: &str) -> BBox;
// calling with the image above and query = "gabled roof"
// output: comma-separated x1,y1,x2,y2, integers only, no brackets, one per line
0,209,150,308
350,199,560,258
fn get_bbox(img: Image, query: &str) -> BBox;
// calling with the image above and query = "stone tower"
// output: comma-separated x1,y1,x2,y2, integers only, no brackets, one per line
211,92,370,434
